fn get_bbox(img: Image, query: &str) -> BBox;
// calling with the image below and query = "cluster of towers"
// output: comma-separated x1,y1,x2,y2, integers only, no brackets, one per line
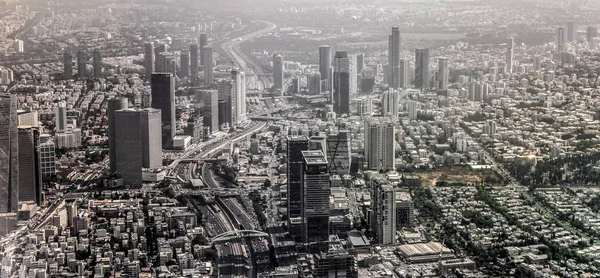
63,49,103,79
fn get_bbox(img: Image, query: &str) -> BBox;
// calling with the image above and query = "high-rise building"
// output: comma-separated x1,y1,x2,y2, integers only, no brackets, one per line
586,26,598,45
407,101,418,120
381,89,398,117
308,72,322,95
287,136,309,221
319,45,332,92
399,59,408,88
107,98,129,173
93,49,102,78
326,131,351,175
197,90,219,134
190,44,199,81
364,120,395,172
556,27,567,53
301,150,330,250
371,179,397,245
13,39,23,53
199,33,208,64
333,51,350,115
415,48,430,89
356,53,364,75
202,46,213,84
180,51,190,78
533,56,543,71
308,248,358,277
567,22,576,42
150,73,176,147
505,38,514,74
54,104,67,132
154,43,168,72
38,139,56,179
273,54,284,92
114,108,162,186
144,42,154,75
232,69,245,124
17,127,41,205
396,190,414,228
0,94,18,213
388,27,401,89
349,54,358,97
438,58,449,89
77,50,87,78
63,51,73,79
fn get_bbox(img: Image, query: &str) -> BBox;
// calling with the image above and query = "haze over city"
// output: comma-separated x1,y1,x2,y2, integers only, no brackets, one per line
1,0,600,277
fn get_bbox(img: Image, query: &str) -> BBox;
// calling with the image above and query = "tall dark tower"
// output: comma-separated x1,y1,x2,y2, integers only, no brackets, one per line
388,27,401,89
144,42,154,75
190,44,199,81
203,46,214,84
0,94,18,213
63,51,73,79
287,136,309,242
17,127,42,205
301,150,330,253
333,51,350,115
77,50,87,78
151,73,176,148
108,98,129,173
93,49,102,78
415,48,430,89
319,45,332,91
199,33,208,64
180,51,190,78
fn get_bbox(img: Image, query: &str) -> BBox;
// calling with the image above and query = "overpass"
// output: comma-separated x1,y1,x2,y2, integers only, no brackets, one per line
210,230,269,245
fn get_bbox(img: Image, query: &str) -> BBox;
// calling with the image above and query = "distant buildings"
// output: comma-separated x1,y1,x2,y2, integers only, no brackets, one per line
308,72,322,95
388,27,401,89
319,45,332,92
232,69,245,125
399,59,409,89
415,48,430,89
199,33,208,64
438,58,449,89
333,51,350,115
154,43,168,72
0,94,18,213
273,53,284,93
144,42,154,75
364,120,395,172
180,51,190,78
114,108,162,186
63,51,73,79
151,73,176,148
381,89,399,117
202,46,213,84
13,39,23,53
567,21,576,42
77,50,87,78
190,44,199,81
505,38,514,74
93,49,102,78
556,27,566,53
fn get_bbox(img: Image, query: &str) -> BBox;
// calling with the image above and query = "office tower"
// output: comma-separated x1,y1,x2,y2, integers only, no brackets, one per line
77,50,87,78
396,190,414,228
308,72,322,95
319,45,332,91
17,127,41,205
150,73,176,148
586,26,598,44
114,108,162,186
180,51,190,78
438,58,449,89
292,77,300,94
39,139,56,179
273,54,284,92
356,53,364,74
408,101,419,120
364,120,395,172
202,46,213,84
0,94,18,213
190,44,199,80
349,54,358,96
63,51,73,79
333,51,350,115
197,90,219,134
309,248,358,277
287,136,309,220
556,27,566,53
415,48,430,89
107,98,129,173
217,80,234,127
93,49,102,78
381,88,398,117
326,130,351,175
567,22,576,42
54,105,67,132
154,43,168,72
399,59,408,88
199,33,208,64
505,38,514,74
388,27,401,89
232,69,245,124
301,150,330,250
13,39,23,53
371,180,397,245
144,42,154,75
533,56,542,71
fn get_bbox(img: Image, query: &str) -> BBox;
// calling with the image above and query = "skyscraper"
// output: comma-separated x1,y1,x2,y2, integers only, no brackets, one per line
77,50,87,78
180,51,190,78
0,94,18,213
399,59,408,88
114,108,162,186
217,80,234,127
333,51,350,115
371,179,397,245
232,69,245,125
438,58,449,89
326,130,351,175
63,51,73,79
197,90,219,134
199,33,208,64
273,54,284,92
93,49,102,78
287,136,309,221
308,72,322,95
151,73,176,148
388,27,401,89
55,104,67,132
202,46,213,84
190,44,199,81
415,48,430,89
381,89,398,117
39,139,55,179
144,42,154,75
301,150,330,251
107,98,129,173
567,21,576,42
319,45,332,91
154,43,168,72
17,127,41,205
349,54,358,97
586,26,598,45
505,38,514,74
364,120,396,172
356,53,364,74
557,27,567,53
